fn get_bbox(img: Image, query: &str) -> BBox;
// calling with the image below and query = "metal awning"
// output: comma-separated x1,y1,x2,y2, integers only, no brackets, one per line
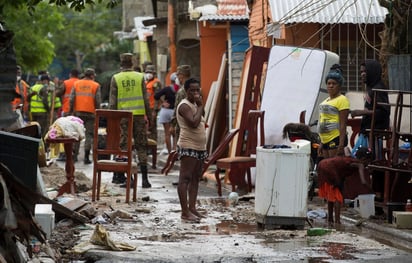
269,0,388,24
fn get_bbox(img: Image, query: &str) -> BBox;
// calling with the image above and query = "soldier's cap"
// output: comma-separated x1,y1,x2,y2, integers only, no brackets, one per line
145,64,156,73
177,65,191,76
84,68,96,77
120,53,133,68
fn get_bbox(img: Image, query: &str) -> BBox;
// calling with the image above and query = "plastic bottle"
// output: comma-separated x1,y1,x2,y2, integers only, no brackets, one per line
306,227,332,236
405,199,412,212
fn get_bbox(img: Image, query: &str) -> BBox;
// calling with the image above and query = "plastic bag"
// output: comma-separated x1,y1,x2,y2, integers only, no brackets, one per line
351,133,368,157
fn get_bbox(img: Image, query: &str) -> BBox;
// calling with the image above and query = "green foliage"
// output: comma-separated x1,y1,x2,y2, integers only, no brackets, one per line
50,2,122,77
1,0,122,77
0,0,119,14
2,2,64,73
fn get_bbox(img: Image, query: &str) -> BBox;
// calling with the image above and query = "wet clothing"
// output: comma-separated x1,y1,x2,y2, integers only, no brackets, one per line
360,59,390,134
317,156,361,204
318,94,350,144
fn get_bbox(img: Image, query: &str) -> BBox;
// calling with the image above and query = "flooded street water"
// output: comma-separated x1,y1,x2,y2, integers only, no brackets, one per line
63,171,411,263
43,159,412,263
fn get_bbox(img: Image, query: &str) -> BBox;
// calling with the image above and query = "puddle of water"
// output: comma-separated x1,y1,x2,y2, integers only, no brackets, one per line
320,242,357,260
197,220,259,235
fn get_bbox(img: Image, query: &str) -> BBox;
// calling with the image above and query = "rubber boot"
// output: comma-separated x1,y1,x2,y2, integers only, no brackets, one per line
141,165,151,188
112,172,126,184
84,150,92,164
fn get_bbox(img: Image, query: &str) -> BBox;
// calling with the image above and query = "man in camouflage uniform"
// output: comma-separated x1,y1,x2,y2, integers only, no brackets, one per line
109,53,152,188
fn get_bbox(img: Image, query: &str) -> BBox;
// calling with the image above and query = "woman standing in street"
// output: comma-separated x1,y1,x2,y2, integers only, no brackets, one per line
176,78,207,222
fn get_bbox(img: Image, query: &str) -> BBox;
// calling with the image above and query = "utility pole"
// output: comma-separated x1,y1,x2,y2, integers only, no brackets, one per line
168,0,177,73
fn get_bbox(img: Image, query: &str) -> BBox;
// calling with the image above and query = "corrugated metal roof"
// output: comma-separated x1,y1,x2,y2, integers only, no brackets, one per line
269,0,388,24
199,0,249,21
199,14,249,21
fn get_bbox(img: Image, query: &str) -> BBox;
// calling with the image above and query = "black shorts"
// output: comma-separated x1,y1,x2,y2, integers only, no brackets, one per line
322,135,348,150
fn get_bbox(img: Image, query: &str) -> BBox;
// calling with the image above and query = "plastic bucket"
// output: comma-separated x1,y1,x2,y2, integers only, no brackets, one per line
354,194,375,218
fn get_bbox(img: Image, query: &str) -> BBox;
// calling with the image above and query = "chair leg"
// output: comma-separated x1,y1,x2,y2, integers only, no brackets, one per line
96,171,102,201
152,146,157,169
133,173,138,202
215,167,222,196
230,170,236,193
92,171,97,201
246,169,252,193
125,172,131,203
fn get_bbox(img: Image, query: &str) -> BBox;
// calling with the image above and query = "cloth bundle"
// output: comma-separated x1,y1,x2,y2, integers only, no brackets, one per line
46,116,85,141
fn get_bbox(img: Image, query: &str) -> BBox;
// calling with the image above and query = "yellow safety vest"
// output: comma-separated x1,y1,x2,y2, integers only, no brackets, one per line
114,71,146,115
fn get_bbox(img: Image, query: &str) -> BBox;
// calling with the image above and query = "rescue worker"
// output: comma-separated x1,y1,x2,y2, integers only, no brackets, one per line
109,53,152,188
70,68,101,164
11,65,30,121
58,69,80,117
29,74,54,140
144,64,162,141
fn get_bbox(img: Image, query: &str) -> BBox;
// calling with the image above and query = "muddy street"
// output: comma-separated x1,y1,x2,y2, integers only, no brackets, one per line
37,160,412,263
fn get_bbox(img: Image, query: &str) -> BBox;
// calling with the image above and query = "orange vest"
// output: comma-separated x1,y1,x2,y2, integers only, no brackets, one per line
146,78,161,109
11,80,29,113
73,79,99,113
62,77,79,113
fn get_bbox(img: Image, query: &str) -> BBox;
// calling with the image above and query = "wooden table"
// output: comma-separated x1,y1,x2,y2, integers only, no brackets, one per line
46,137,78,196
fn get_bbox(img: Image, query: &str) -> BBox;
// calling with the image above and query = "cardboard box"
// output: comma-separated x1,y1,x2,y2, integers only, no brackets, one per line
34,204,55,239
392,211,412,229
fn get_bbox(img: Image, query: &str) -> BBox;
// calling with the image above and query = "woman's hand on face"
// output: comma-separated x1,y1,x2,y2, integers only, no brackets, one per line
195,95,203,107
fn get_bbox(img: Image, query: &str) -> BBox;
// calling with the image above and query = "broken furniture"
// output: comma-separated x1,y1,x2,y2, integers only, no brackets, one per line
214,110,265,196
147,138,157,169
161,129,240,177
201,128,240,175
367,89,412,210
92,109,138,203
45,137,78,196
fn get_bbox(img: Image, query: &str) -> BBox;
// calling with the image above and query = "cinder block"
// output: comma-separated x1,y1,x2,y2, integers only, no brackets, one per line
392,211,412,229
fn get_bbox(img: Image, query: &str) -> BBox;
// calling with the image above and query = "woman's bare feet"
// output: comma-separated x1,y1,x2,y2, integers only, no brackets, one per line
181,211,201,222
189,209,206,218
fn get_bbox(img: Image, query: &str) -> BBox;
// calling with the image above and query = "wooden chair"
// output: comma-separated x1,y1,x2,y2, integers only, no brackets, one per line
161,129,240,176
201,128,240,175
92,109,138,203
214,110,265,196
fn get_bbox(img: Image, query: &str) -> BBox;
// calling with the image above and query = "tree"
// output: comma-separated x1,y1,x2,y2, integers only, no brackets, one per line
50,2,122,77
2,2,64,73
0,0,119,13
1,0,121,74
0,0,120,128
